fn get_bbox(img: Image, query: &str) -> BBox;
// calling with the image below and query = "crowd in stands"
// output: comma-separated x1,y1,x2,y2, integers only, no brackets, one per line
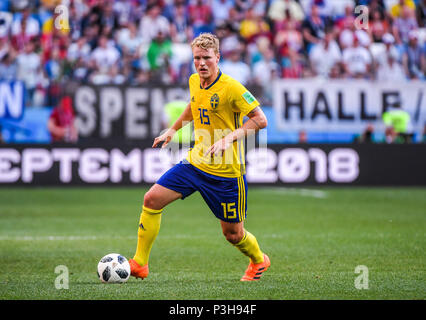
0,0,424,107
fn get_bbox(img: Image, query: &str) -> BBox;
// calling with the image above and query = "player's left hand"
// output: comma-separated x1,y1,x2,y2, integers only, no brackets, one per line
204,138,233,157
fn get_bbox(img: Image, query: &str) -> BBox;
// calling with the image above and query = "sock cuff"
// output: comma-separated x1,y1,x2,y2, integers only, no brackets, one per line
235,230,248,246
142,206,163,215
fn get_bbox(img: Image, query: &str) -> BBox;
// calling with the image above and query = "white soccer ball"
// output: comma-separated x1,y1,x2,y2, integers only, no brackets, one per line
97,253,130,283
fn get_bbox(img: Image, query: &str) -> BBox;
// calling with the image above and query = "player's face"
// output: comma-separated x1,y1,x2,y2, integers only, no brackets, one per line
193,46,220,81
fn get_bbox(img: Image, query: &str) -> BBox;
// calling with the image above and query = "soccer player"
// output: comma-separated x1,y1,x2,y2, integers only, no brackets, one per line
129,33,270,281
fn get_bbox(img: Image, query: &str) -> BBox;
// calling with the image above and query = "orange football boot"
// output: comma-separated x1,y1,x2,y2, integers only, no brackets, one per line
128,259,149,279
240,254,270,281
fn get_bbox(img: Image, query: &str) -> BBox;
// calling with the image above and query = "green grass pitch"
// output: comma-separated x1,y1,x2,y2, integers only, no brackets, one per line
0,187,425,300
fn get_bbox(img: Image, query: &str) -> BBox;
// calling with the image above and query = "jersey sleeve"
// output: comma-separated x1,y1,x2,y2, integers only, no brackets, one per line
228,79,260,116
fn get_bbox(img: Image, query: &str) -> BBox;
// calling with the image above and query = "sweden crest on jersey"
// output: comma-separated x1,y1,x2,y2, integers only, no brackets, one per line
210,93,219,112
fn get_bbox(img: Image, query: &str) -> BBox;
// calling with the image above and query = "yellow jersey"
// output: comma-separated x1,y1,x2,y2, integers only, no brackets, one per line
186,70,260,178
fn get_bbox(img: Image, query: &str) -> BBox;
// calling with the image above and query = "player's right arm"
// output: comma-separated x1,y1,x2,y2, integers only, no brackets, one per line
152,102,193,148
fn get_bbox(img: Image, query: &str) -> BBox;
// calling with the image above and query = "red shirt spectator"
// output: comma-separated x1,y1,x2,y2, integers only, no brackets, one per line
188,0,213,27
48,96,78,143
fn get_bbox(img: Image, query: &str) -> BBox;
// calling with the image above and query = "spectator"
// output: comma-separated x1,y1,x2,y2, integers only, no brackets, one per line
10,6,40,39
113,0,134,27
188,0,214,36
382,101,413,143
67,36,91,63
389,0,416,18
47,95,78,143
392,5,419,45
117,22,143,59
364,0,387,15
211,0,234,25
0,52,17,81
16,40,42,105
44,46,62,82
298,130,307,143
375,33,400,68
301,4,326,53
416,0,425,27
376,46,406,82
355,124,375,143
41,5,70,38
89,35,121,84
250,0,268,18
67,1,86,41
335,4,355,32
342,34,373,78
312,0,334,19
368,9,390,43
337,6,371,51
0,0,424,90
273,9,303,53
277,39,304,78
0,10,13,38
98,0,119,37
268,0,305,23
309,29,342,78
169,1,193,44
219,23,244,58
252,47,279,105
220,49,251,85
0,36,10,61
402,31,425,80
139,4,170,45
147,30,174,83
239,6,271,44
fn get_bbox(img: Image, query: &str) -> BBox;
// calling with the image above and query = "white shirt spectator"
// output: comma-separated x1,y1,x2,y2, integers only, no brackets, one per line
339,29,371,49
16,51,41,89
91,45,120,73
220,57,251,86
211,0,233,24
377,58,407,82
117,26,143,55
253,58,280,86
139,11,170,44
309,40,342,77
11,14,39,37
268,0,305,22
376,45,400,67
113,0,133,26
67,41,91,63
343,45,372,76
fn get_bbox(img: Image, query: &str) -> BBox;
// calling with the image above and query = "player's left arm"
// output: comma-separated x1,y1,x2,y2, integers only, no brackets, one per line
205,106,267,157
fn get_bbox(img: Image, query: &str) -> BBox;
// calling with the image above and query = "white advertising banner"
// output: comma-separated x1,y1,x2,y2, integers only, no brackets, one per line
273,79,425,134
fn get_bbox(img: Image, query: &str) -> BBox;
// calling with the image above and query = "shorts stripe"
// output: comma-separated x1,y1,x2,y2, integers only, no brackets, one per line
237,176,245,222
241,176,246,221
237,176,242,221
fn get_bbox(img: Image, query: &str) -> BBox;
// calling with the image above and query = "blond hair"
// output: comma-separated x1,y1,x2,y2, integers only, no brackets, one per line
191,33,220,55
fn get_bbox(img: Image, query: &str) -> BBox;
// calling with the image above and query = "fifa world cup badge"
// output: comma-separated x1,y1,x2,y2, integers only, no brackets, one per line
210,93,219,113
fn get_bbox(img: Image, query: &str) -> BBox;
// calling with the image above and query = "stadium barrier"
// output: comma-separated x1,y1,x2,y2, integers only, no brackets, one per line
72,81,425,141
1,143,425,186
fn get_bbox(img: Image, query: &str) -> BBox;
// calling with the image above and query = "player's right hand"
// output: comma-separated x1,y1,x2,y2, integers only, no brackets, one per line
152,129,176,148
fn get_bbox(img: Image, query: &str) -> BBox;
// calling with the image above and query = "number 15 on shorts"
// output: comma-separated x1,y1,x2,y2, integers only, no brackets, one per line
221,202,236,219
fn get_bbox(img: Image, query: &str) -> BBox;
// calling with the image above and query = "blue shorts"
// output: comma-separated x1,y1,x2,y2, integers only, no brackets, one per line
156,160,247,223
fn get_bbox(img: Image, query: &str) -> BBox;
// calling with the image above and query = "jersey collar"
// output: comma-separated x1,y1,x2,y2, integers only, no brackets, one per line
200,70,222,90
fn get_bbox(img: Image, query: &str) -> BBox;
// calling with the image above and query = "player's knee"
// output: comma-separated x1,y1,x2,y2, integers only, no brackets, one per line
223,230,243,244
143,191,161,210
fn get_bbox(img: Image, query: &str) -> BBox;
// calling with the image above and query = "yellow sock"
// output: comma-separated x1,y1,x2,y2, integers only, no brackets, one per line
234,230,264,264
133,206,162,266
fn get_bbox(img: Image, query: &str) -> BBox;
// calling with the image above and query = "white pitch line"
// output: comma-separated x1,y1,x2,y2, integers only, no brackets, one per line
258,187,328,199
0,234,206,241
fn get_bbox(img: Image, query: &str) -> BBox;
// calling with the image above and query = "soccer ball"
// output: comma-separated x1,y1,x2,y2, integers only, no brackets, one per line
97,253,130,283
